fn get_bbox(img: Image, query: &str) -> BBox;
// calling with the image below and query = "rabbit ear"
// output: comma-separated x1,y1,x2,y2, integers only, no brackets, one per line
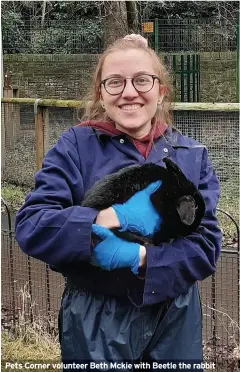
163,157,190,188
163,157,185,177
176,196,197,225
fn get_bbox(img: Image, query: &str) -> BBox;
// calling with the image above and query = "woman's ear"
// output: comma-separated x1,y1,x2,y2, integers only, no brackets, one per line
99,89,105,106
159,85,168,102
99,95,105,109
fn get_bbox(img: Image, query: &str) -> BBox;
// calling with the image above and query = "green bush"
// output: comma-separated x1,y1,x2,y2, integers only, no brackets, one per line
1,184,30,212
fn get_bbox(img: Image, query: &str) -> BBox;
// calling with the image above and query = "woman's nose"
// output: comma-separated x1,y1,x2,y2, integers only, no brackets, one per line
121,80,139,98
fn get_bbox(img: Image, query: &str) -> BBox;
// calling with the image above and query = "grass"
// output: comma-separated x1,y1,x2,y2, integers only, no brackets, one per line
202,303,240,372
2,331,60,371
219,178,239,216
217,178,239,243
2,296,239,371
1,183,31,212
2,285,60,372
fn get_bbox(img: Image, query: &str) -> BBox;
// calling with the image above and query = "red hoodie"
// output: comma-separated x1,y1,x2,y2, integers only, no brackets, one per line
77,120,168,159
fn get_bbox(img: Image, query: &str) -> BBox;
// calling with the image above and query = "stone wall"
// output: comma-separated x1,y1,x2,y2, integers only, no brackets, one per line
3,52,237,102
200,52,237,102
3,54,98,100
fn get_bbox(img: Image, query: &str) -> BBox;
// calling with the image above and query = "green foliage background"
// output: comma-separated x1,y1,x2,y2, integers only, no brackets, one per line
2,1,238,54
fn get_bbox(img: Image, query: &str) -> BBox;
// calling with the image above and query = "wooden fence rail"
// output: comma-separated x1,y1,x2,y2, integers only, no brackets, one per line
2,96,240,171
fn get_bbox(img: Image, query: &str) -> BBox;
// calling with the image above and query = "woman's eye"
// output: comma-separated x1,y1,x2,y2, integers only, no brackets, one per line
107,79,123,86
135,76,150,84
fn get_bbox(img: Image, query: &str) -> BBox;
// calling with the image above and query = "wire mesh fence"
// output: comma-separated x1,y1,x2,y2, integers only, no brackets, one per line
1,209,239,370
1,101,240,369
2,102,239,192
145,18,237,53
2,18,237,54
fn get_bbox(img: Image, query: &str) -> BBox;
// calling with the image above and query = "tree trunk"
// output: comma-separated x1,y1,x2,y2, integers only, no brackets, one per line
126,1,139,33
103,1,128,48
41,0,47,27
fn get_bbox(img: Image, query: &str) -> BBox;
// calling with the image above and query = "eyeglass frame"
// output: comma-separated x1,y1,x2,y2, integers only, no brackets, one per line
100,74,161,96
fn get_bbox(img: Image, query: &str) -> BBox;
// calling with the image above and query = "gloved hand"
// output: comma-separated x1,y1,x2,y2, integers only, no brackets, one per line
91,224,140,274
112,181,162,236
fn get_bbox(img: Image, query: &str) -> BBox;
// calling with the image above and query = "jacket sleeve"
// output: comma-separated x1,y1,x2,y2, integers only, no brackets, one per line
15,128,98,269
129,148,222,306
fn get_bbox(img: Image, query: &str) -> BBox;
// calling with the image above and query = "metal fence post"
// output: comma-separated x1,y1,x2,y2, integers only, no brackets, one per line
237,13,239,103
180,55,185,102
172,54,200,102
154,18,158,53
197,55,201,102
1,198,16,327
187,55,191,102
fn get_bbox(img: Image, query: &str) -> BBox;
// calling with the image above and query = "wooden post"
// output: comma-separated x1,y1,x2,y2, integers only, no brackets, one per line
43,107,49,154
35,102,45,171
1,102,6,169
3,86,20,149
12,88,20,141
3,87,14,150
1,41,5,169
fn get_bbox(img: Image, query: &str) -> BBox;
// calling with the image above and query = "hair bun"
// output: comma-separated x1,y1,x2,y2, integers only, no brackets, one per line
123,34,148,47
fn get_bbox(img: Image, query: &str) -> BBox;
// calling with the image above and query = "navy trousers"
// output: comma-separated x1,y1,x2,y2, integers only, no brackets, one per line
58,283,203,372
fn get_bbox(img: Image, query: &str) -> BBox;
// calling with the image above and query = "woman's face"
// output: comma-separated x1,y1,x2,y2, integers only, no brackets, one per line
100,49,164,138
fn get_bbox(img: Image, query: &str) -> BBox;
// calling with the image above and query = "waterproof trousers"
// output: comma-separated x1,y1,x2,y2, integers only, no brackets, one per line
58,283,203,372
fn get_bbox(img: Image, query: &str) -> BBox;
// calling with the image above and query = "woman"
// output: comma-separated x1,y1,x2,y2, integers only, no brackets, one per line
15,34,222,370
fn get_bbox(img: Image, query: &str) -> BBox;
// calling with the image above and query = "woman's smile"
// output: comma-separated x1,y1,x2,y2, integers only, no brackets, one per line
118,103,144,112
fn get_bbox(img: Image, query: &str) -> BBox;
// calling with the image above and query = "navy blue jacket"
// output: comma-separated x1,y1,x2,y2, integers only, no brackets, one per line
15,125,222,306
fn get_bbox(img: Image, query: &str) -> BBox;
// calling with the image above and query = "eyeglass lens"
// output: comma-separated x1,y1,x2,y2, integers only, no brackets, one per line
104,74,155,94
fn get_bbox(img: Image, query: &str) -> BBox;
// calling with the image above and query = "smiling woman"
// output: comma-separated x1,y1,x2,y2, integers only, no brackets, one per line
15,33,222,371
83,35,172,134
99,49,163,138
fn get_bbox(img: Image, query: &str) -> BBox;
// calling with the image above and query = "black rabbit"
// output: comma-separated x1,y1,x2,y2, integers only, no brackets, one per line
82,158,205,245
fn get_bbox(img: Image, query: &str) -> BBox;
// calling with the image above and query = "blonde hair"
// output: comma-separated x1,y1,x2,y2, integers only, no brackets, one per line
80,35,173,125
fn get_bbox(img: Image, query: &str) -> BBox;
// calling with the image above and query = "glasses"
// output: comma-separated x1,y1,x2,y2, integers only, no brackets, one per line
100,74,160,96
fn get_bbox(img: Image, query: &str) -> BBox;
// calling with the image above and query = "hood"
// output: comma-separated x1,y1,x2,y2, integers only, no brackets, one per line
77,120,168,158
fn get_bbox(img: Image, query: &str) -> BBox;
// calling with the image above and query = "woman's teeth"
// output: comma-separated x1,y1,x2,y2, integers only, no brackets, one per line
120,104,142,111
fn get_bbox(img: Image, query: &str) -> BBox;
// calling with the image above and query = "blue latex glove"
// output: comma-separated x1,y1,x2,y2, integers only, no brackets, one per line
91,224,140,275
112,181,162,236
